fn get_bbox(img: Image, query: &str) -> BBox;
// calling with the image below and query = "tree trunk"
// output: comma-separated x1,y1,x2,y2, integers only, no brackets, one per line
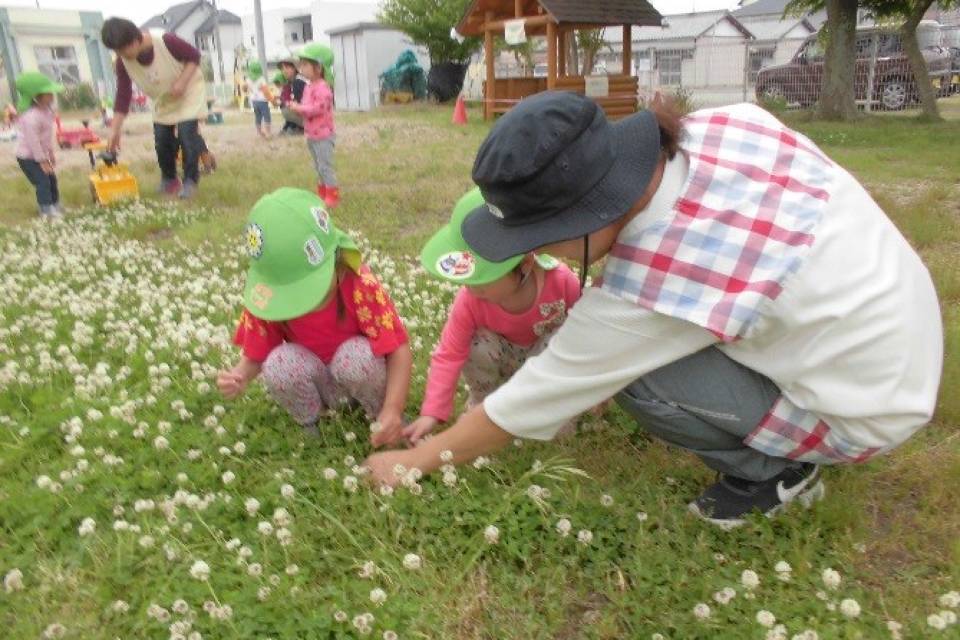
901,0,941,120
565,31,579,76
819,0,859,120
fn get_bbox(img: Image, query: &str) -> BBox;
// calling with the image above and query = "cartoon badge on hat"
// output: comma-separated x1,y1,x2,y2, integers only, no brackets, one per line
304,237,325,266
436,251,476,279
312,206,330,235
245,223,264,259
250,282,274,310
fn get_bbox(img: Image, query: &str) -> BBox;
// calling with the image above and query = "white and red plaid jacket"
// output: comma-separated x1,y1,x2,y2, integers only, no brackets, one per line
602,104,883,464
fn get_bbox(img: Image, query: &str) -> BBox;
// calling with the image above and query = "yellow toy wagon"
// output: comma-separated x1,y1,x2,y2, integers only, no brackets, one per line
83,141,139,205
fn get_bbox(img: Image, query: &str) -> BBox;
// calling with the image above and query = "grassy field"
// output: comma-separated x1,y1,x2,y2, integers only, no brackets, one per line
0,100,957,639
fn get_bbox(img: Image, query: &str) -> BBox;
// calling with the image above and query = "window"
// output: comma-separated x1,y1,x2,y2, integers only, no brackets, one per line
878,33,902,56
290,32,299,42
34,46,81,86
303,22,313,41
854,34,875,57
656,52,682,86
748,47,775,83
799,39,824,62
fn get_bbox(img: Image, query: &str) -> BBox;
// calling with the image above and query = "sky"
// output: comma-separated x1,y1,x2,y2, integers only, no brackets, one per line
5,0,741,28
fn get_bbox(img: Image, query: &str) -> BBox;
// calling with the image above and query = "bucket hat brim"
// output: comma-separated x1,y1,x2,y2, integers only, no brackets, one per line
243,254,337,321
16,78,64,113
461,109,661,263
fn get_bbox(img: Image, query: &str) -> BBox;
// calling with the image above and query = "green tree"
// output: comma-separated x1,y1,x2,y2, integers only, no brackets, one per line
380,0,481,64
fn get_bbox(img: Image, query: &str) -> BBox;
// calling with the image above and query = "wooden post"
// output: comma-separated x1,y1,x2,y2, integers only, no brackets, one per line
622,25,632,76
558,27,567,76
546,20,557,90
514,0,522,18
484,11,495,120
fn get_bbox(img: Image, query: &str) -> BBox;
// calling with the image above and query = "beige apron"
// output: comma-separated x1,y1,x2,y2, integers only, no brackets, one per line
122,30,206,125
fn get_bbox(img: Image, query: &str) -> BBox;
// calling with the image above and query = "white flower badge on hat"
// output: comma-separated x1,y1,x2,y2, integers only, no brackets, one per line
245,223,264,259
436,251,476,279
312,206,330,234
304,237,325,266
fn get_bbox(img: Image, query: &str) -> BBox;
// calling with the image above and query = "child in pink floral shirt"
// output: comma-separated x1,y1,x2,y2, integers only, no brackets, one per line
13,72,64,217
290,43,339,208
403,188,582,444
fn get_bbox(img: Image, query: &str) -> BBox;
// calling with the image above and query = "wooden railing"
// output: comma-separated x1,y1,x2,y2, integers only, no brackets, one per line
487,74,639,120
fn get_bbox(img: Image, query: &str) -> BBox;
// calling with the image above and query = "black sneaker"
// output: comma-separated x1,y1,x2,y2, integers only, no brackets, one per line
688,463,825,529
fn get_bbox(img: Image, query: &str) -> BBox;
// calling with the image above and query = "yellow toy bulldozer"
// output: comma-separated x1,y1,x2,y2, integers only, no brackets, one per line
83,141,139,205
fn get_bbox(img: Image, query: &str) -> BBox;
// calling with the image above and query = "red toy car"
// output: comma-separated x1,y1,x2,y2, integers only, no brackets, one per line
56,116,100,149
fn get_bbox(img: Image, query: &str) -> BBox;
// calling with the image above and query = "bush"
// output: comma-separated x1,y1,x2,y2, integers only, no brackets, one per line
58,83,99,111
759,93,789,115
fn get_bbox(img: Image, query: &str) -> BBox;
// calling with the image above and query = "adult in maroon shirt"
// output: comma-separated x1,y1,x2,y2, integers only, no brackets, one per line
101,17,207,199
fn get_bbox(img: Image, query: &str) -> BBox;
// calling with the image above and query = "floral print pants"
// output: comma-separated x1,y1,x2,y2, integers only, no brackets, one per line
261,339,386,426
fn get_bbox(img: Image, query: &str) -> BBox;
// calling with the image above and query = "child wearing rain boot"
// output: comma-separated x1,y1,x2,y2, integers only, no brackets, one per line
290,43,339,208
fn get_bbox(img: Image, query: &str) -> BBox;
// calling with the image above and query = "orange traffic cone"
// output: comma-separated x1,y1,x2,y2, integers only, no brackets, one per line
452,95,468,125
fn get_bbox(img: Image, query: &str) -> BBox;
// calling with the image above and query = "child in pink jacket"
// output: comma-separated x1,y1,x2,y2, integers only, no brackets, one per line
13,72,64,217
403,188,582,444
291,43,339,208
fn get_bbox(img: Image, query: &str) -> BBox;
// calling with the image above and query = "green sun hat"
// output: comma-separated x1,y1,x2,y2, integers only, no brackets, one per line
421,187,559,286
15,71,64,112
298,42,335,88
242,187,361,321
247,59,263,80
272,71,286,85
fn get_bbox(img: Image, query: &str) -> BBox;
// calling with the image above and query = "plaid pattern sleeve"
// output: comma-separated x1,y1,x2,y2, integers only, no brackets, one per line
602,103,834,343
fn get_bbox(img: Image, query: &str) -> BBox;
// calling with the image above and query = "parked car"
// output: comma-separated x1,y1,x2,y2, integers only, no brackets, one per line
756,22,953,110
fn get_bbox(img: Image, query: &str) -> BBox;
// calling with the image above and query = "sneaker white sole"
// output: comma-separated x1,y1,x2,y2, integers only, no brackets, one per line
688,479,826,530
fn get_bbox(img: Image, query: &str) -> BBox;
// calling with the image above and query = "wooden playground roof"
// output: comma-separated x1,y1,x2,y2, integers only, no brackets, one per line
457,0,662,36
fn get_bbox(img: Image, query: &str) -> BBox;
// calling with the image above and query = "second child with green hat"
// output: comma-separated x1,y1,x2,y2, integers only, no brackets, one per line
402,187,582,445
290,42,339,208
216,187,413,446
246,59,273,138
13,71,64,217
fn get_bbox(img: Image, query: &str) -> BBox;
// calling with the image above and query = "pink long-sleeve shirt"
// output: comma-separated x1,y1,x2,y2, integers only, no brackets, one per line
15,106,55,164
420,264,581,422
294,79,334,140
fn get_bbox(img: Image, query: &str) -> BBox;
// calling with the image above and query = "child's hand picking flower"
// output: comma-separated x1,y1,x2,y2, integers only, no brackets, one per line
403,416,438,446
371,409,405,448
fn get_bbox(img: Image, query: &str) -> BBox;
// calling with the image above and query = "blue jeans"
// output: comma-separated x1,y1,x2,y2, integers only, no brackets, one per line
154,119,202,184
616,346,802,482
252,100,271,127
18,158,59,207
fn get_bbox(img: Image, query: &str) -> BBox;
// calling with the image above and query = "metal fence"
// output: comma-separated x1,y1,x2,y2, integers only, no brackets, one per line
462,21,960,113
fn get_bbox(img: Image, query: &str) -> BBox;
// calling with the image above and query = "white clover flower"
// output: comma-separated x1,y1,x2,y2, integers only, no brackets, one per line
403,553,422,570
472,456,490,469
484,525,500,544
221,470,235,485
111,600,130,614
928,613,947,630
172,599,190,615
756,610,776,627
370,587,387,606
153,436,169,450
281,484,295,499
4,568,24,593
334,610,348,623
713,587,736,605
42,623,66,638
391,464,407,478
442,471,458,487
36,475,52,490
576,529,593,545
369,421,382,434
940,591,960,609
636,512,649,522
439,449,453,463
343,475,359,493
556,518,572,537
286,564,299,576
821,567,841,590
792,630,819,640
323,468,338,481
693,603,711,619
343,455,356,466
276,528,292,546
78,517,96,537
257,521,274,536
379,484,394,497
774,560,791,574
345,431,357,442
138,535,155,548
941,610,957,625
273,507,292,527
839,598,860,618
383,631,398,640
741,569,760,590
600,494,614,507
247,563,263,577
244,498,261,516
189,560,210,581
358,561,377,579
257,586,271,601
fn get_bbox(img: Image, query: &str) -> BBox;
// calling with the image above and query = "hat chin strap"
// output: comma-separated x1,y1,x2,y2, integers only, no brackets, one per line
579,234,590,290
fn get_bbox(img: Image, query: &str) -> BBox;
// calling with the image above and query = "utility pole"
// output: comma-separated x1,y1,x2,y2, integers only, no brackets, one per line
211,0,226,99
254,0,267,69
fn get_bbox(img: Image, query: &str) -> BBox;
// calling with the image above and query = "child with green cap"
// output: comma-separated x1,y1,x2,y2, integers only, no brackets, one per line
403,187,582,445
13,71,64,217
290,42,339,208
216,187,413,446
246,60,272,138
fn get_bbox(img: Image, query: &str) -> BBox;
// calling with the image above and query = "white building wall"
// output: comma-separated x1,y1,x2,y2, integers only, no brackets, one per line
242,7,313,62
7,9,95,85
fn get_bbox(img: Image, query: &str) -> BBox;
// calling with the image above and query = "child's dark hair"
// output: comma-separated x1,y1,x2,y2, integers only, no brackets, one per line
101,17,143,51
648,97,685,161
